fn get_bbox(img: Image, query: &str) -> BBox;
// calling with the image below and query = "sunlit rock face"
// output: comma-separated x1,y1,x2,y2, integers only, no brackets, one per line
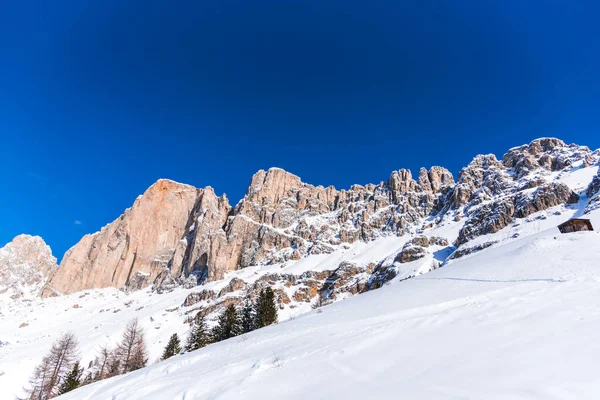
41,179,204,297
32,138,599,296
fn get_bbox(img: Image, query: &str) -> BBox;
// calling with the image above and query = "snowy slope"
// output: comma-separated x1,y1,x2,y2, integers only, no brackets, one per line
51,210,600,400
2,152,599,399
2,199,598,399
0,236,414,400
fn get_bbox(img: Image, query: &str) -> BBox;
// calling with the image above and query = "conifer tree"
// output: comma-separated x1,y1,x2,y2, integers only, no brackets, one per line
115,318,148,374
185,315,210,352
254,289,265,328
57,361,83,395
161,333,182,361
240,300,256,333
212,304,240,342
255,287,278,328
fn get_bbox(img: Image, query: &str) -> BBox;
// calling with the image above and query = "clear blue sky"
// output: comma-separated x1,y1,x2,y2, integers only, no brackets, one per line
1,0,600,260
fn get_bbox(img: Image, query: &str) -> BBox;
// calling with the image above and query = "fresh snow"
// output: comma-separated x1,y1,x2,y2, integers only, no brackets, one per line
50,210,600,400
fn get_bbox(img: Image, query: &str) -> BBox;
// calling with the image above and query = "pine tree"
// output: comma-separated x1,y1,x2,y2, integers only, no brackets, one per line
161,333,182,361
255,287,278,328
240,300,256,333
115,318,148,374
212,304,240,342
57,361,83,395
185,315,210,352
254,289,265,328
23,332,80,399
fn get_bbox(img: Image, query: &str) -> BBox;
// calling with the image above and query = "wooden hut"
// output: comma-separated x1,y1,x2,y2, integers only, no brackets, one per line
557,218,594,234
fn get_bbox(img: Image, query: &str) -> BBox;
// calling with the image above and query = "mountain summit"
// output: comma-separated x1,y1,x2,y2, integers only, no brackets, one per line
0,234,56,299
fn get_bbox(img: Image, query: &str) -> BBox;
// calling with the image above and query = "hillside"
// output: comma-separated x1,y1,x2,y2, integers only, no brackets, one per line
58,209,600,399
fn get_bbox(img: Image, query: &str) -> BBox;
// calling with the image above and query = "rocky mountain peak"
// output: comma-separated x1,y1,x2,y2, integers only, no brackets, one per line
387,166,454,197
247,168,302,196
502,137,594,177
41,179,205,297
0,234,57,299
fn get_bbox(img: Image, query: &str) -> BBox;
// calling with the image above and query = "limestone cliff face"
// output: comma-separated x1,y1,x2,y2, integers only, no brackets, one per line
36,138,600,297
168,187,232,285
174,167,455,283
41,180,204,296
0,235,57,299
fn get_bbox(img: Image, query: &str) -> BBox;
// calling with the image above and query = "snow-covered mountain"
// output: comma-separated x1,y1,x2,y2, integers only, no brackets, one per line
1,137,600,399
0,235,56,300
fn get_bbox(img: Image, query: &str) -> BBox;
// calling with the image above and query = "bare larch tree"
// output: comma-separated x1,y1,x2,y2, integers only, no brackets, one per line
115,318,148,374
23,332,79,400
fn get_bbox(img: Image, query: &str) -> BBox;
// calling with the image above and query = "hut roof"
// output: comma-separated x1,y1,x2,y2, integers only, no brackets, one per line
557,218,592,228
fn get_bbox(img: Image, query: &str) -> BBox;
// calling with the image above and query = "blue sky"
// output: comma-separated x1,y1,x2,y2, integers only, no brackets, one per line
1,0,600,259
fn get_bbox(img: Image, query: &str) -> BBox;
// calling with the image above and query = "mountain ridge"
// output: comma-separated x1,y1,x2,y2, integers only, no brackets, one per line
2,137,599,299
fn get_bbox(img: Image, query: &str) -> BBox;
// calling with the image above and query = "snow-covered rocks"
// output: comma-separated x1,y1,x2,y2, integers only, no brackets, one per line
585,169,600,213
0,235,57,299
394,235,449,263
502,137,596,177
451,139,595,248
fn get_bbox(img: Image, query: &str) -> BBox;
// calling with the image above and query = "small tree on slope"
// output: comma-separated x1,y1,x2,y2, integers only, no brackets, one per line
91,345,115,381
185,315,210,352
58,361,83,395
212,304,241,342
161,333,182,361
255,287,278,328
240,300,256,333
115,318,148,374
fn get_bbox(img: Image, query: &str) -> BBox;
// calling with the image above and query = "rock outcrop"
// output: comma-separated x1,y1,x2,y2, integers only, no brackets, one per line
0,235,57,299
453,139,591,246
41,180,206,296
585,169,600,213
502,138,595,177
394,235,450,264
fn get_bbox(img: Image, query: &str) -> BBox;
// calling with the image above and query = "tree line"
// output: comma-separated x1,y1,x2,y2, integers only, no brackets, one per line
163,287,278,359
20,287,278,399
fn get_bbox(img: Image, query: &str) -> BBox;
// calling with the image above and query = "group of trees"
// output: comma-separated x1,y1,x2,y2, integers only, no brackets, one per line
22,319,148,399
85,318,148,384
22,287,279,398
161,287,279,361
210,287,278,342
23,332,80,399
